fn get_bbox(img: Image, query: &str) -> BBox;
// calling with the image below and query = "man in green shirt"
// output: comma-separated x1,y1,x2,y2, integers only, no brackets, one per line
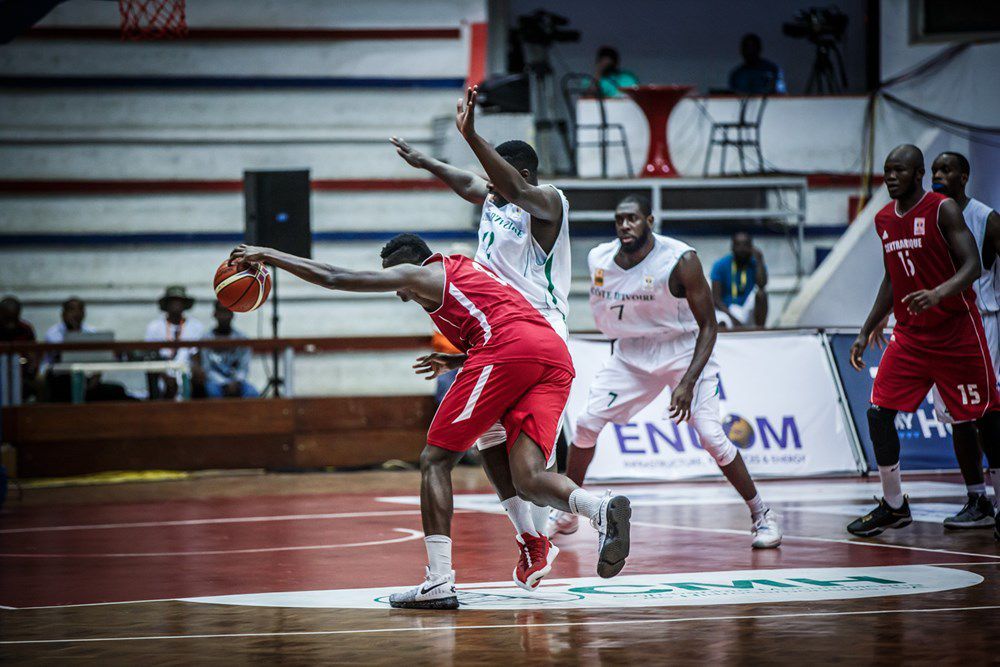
594,46,639,98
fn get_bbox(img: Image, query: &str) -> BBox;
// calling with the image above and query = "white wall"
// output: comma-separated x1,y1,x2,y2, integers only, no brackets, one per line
506,0,870,94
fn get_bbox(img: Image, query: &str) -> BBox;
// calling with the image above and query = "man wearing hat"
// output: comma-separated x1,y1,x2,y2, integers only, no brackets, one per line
144,285,204,399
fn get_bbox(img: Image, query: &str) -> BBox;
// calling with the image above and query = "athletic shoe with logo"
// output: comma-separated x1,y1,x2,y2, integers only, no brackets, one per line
548,509,579,536
388,567,458,610
751,509,782,548
943,493,996,529
846,496,912,537
592,492,631,578
513,532,559,591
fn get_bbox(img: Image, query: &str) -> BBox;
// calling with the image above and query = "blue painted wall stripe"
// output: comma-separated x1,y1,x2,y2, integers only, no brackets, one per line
0,76,465,90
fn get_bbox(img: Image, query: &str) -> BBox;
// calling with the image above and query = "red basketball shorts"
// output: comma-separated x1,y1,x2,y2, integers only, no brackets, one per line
426,361,572,460
872,315,1000,422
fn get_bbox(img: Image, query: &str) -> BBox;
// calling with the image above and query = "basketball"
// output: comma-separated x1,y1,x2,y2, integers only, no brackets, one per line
214,260,271,312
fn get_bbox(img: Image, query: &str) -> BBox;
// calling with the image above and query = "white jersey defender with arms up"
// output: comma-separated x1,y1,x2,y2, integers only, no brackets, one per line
550,196,782,549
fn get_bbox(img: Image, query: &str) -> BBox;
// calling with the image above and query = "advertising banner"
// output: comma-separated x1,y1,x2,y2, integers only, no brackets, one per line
565,332,862,481
827,332,959,471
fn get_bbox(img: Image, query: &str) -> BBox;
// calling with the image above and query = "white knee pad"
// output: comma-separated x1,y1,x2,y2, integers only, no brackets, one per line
691,415,738,467
476,422,507,450
573,413,605,449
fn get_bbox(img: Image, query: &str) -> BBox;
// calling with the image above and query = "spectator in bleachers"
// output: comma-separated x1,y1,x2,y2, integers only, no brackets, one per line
43,297,130,402
144,286,204,400
0,295,39,400
594,46,639,98
728,33,786,95
711,232,769,328
196,303,258,399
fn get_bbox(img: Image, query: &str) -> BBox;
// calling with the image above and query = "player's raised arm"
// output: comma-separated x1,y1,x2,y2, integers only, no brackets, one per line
902,199,982,315
389,136,488,205
229,245,440,297
851,269,894,370
455,86,563,224
668,251,719,422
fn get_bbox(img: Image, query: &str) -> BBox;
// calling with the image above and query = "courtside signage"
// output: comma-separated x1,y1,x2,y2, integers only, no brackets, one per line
564,333,859,481
182,565,980,610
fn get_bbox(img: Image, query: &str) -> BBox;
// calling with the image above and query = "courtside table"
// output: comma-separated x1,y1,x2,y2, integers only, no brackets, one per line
52,360,191,403
621,85,694,177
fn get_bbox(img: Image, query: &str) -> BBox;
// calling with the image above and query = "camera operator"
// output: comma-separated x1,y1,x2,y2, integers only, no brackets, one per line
728,33,786,95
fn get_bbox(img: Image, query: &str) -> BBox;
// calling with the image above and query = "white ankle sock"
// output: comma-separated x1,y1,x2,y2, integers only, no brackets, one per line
746,493,767,521
568,489,603,520
424,535,452,576
500,497,537,537
989,469,1000,503
878,463,904,509
530,502,550,535
967,482,987,496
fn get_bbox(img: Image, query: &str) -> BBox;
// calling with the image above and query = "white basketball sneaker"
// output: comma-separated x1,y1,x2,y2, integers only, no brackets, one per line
548,509,579,536
751,509,782,549
592,492,632,578
388,567,459,610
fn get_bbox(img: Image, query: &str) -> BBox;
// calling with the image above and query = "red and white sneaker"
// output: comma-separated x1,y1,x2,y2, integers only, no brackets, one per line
513,532,559,591
548,509,579,537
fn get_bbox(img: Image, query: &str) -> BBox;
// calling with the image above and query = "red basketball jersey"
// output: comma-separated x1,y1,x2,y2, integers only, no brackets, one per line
874,191,978,329
423,254,574,374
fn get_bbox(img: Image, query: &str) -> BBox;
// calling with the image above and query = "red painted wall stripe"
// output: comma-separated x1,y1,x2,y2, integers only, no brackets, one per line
24,27,462,41
0,176,879,195
465,21,488,89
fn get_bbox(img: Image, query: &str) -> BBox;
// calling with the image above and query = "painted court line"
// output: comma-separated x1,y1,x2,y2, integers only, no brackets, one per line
3,605,999,645
0,528,423,559
0,510,452,534
631,520,1000,561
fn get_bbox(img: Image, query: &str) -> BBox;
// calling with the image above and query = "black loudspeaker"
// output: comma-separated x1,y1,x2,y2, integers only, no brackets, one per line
244,169,312,258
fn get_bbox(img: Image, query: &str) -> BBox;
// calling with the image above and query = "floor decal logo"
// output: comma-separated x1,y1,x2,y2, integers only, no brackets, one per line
182,565,981,610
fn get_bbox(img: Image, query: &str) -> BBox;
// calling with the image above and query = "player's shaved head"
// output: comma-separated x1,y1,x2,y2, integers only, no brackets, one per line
381,233,433,268
887,144,924,170
496,140,539,180
618,194,651,218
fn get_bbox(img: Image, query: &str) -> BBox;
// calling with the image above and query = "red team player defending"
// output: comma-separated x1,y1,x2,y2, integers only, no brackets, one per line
849,144,1000,537
229,236,631,609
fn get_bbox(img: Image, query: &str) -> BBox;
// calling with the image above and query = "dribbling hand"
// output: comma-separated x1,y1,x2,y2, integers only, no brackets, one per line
229,244,268,267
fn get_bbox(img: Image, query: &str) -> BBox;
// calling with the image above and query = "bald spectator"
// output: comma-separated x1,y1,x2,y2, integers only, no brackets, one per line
43,297,130,402
711,232,769,328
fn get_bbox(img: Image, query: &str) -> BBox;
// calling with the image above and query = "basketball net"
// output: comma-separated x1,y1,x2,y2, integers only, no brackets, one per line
118,0,188,40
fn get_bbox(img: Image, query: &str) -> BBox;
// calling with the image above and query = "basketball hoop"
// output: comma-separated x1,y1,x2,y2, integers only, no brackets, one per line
118,0,188,40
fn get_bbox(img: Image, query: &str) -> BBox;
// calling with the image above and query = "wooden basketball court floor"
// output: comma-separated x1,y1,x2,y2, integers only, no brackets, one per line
2,469,999,664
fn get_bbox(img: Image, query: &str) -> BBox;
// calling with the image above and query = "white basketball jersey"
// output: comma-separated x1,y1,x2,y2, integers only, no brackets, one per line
474,185,571,320
964,197,1000,313
588,233,698,340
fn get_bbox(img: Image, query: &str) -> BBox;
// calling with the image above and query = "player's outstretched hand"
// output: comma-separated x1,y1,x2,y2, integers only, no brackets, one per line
413,352,467,379
228,244,268,267
668,381,694,423
390,136,426,169
901,289,941,315
455,86,478,139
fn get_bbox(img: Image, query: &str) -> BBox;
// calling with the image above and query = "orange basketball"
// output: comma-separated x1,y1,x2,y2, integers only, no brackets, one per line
214,260,271,312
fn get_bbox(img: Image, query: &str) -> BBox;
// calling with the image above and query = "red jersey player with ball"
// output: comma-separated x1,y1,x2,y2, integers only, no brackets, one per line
849,144,1000,538
229,235,631,609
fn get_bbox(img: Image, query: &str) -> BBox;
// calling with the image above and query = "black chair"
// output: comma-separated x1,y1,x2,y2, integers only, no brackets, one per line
703,95,768,176
561,73,633,178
